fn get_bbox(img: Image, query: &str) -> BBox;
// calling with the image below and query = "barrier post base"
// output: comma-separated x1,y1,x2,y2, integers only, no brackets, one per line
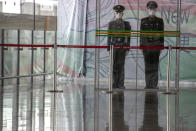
162,91,177,95
103,89,124,94
47,90,63,93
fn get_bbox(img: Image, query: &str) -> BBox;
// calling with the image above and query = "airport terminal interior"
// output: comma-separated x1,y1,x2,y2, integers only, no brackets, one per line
1,0,196,131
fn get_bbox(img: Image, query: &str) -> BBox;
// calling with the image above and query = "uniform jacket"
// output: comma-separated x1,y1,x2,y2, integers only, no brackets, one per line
107,19,131,50
140,16,164,47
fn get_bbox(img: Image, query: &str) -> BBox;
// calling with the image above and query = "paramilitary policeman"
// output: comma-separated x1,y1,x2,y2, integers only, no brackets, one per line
140,1,164,89
107,5,131,89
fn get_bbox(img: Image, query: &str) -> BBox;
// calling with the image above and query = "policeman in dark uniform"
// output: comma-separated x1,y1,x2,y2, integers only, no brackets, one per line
107,5,131,89
140,1,164,89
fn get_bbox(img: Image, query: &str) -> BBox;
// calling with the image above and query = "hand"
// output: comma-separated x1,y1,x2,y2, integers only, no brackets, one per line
126,51,129,56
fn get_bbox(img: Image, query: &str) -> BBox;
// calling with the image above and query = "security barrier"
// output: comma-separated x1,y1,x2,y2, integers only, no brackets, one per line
1,43,196,93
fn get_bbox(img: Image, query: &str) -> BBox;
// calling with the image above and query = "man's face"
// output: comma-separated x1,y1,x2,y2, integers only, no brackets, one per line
114,12,123,19
147,8,156,16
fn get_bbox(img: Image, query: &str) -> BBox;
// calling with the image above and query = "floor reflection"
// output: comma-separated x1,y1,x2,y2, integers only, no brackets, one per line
139,92,163,131
0,80,196,131
106,92,129,131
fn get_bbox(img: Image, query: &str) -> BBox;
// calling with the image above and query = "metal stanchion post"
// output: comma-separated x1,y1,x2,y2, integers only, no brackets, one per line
54,43,57,90
108,45,114,131
109,45,113,93
106,47,114,128
175,0,181,91
164,45,176,94
94,0,100,130
17,30,20,85
43,30,46,82
1,29,4,87
48,34,63,93
163,45,176,131
105,44,114,93
31,30,34,85
167,45,172,93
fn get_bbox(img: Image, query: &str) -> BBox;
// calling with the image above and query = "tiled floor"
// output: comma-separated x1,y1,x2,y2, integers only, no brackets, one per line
0,79,196,131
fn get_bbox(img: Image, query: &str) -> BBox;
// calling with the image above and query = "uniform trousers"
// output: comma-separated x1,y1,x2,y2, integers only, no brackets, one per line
143,50,160,89
112,48,126,88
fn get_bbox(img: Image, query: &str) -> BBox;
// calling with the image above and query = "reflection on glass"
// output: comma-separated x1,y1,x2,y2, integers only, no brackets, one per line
34,31,44,44
35,0,58,16
139,92,163,131
45,31,55,73
34,0,58,30
33,31,44,74
20,30,31,76
1,0,21,14
20,30,32,44
4,30,17,77
0,0,57,30
106,93,129,131
46,31,55,44
0,0,57,15
4,30,17,44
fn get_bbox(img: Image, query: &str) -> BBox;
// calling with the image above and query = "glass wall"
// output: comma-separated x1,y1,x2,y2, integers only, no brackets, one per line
57,0,191,89
1,0,196,85
3,30,18,77
0,0,57,30
0,0,57,84
19,30,32,76
45,31,55,73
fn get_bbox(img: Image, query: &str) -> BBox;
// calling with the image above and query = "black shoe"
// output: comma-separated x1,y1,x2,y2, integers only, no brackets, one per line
144,86,151,89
